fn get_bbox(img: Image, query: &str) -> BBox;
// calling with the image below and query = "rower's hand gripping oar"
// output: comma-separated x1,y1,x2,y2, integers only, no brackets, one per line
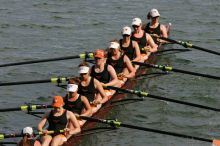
0,52,94,68
151,35,220,56
0,130,64,140
106,86,220,112
133,61,220,80
0,104,52,112
79,116,220,145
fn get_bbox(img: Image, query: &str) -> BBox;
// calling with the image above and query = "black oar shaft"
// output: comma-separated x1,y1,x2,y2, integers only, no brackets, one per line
0,77,69,86
0,55,80,67
157,36,220,56
120,123,212,142
172,68,220,80
0,79,51,86
79,116,212,143
148,94,220,111
107,86,220,112
0,105,52,112
132,62,220,80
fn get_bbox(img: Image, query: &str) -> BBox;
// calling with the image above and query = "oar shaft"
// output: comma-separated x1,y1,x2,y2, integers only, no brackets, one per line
0,77,69,86
107,86,220,112
0,55,80,67
0,79,51,86
156,36,220,56
0,104,52,112
148,94,220,111
120,123,212,142
172,68,220,80
79,116,213,143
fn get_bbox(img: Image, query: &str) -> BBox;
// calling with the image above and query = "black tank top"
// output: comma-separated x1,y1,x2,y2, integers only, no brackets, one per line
131,32,147,53
144,23,161,36
90,64,110,84
47,110,67,131
64,94,83,114
107,54,124,74
78,77,96,102
120,39,135,60
144,23,161,44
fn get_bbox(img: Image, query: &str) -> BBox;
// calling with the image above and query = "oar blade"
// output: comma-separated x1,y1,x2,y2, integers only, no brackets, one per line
212,139,220,146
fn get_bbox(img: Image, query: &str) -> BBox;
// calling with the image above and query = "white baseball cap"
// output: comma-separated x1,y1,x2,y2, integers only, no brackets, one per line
122,26,132,35
150,9,160,18
78,66,90,74
67,84,78,92
22,127,33,135
109,42,120,49
132,18,142,26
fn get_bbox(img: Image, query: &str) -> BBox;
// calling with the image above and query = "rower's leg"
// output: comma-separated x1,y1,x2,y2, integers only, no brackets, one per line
41,135,52,146
50,134,67,146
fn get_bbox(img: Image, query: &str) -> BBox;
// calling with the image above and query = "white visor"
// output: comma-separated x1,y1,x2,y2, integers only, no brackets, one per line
79,66,90,74
150,9,160,18
23,127,33,135
109,42,120,49
122,26,132,35
67,84,78,92
132,17,142,26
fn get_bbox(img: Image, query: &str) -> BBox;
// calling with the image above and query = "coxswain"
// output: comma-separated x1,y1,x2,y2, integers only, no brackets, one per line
38,96,80,146
17,127,41,146
131,17,158,60
63,78,92,126
144,8,168,43
107,41,135,83
119,26,141,65
78,62,108,107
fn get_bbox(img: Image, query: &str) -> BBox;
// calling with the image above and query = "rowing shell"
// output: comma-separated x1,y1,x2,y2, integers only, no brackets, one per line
63,24,171,146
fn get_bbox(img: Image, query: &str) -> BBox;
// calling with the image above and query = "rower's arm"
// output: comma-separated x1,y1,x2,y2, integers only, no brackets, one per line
103,65,118,87
67,111,81,135
37,112,49,131
80,96,92,117
94,79,108,104
132,41,141,62
146,33,158,52
160,24,168,38
124,55,136,79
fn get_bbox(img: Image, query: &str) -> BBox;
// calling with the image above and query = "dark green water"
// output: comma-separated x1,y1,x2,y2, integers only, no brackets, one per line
0,0,219,145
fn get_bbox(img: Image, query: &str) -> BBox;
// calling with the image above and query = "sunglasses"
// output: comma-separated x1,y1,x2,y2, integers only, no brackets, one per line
132,25,139,29
123,34,130,37
95,57,101,60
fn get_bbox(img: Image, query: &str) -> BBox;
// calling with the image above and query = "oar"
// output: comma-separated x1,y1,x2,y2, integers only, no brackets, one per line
0,130,64,140
0,104,52,112
0,52,94,68
152,35,220,56
106,86,220,111
79,116,220,145
0,77,70,86
133,61,220,80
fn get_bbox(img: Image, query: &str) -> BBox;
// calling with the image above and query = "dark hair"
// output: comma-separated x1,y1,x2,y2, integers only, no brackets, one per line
78,61,90,67
68,77,80,84
18,135,32,146
147,12,151,19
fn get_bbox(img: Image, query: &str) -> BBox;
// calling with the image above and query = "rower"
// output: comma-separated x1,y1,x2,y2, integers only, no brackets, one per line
119,26,141,65
17,127,41,146
144,8,168,43
90,49,119,87
106,41,135,83
78,62,108,106
131,17,158,60
37,96,80,146
63,78,92,126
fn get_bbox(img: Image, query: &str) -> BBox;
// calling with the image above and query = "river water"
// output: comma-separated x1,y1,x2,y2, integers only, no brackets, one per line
0,0,219,146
